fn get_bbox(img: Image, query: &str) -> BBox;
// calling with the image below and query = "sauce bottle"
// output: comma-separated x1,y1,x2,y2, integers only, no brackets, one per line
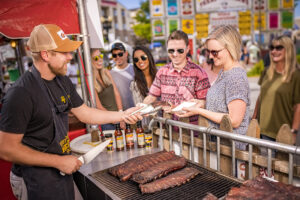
100,130,105,142
114,123,124,151
125,123,134,149
136,121,145,148
105,133,113,151
144,128,152,148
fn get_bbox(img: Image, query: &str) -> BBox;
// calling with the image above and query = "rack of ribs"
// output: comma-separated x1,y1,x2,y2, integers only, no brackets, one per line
108,151,177,181
140,167,201,194
131,157,187,184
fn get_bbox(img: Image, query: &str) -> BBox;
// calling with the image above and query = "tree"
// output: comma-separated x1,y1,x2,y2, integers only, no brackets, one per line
132,0,151,43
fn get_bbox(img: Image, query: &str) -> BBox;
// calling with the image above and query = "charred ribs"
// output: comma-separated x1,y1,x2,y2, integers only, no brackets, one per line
140,167,201,194
131,156,187,184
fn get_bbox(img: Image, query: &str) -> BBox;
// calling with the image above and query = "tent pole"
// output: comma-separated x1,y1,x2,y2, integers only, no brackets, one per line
77,0,96,108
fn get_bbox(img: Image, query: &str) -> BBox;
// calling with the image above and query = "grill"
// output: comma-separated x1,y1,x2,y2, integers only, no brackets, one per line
90,161,242,200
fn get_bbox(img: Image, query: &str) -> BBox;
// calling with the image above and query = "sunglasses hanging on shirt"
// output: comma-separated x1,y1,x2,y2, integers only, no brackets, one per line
133,55,148,63
112,52,124,58
167,48,185,54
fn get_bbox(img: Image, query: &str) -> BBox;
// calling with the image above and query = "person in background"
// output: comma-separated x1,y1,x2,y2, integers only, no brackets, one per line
177,25,250,150
130,46,157,127
66,58,79,88
110,42,135,111
143,30,210,127
0,24,142,200
199,49,218,85
252,36,300,144
91,48,123,130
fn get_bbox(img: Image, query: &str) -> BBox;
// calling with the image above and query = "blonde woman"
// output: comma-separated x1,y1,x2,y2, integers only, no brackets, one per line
253,36,300,143
91,49,123,130
177,25,250,150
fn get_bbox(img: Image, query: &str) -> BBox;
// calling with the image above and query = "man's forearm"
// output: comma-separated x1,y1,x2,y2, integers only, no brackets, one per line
143,95,157,104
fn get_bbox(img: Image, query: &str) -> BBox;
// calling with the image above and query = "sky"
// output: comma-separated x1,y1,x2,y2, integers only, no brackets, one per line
118,0,300,18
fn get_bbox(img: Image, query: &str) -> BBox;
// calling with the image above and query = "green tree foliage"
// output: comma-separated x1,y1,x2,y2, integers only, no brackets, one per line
133,0,151,43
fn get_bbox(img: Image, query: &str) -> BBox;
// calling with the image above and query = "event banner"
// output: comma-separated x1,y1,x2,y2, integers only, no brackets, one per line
268,0,279,10
254,0,266,11
195,0,250,12
151,0,164,17
181,0,194,16
282,0,294,9
153,19,164,37
195,13,209,38
181,19,194,34
269,12,279,29
167,0,178,16
239,11,251,35
168,19,179,35
209,12,238,32
281,11,293,29
254,12,266,30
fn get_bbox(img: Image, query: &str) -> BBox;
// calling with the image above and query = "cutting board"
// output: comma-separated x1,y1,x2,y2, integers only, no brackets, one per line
70,130,115,154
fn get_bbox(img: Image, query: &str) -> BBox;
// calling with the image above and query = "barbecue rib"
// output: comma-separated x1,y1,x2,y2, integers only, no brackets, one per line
140,167,201,194
225,176,300,200
202,193,218,200
108,151,177,181
131,157,187,184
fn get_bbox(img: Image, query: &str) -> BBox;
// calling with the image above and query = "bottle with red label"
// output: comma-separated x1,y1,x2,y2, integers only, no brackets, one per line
125,123,134,149
114,123,124,151
136,121,145,148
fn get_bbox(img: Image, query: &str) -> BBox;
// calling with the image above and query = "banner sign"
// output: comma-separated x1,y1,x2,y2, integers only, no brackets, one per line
195,13,209,38
209,12,238,32
268,0,279,10
239,11,251,35
151,0,164,17
254,0,266,11
168,19,179,35
254,12,266,30
195,0,251,12
182,19,194,34
153,19,164,37
281,11,293,29
181,0,194,16
282,0,294,9
167,0,178,16
269,12,279,29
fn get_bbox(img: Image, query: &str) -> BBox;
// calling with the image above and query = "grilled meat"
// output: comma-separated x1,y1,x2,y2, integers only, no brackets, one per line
225,176,300,200
108,150,176,181
131,157,187,184
202,193,218,200
140,167,201,194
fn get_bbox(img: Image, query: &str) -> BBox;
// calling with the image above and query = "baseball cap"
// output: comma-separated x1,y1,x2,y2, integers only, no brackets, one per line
111,42,126,52
27,24,83,53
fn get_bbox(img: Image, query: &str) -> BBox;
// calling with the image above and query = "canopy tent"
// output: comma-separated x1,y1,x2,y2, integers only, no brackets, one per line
0,0,80,39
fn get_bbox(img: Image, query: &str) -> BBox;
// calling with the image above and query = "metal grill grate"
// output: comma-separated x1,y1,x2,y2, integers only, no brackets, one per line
90,161,242,200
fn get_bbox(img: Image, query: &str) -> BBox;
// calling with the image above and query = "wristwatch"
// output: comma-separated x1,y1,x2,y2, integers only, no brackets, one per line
291,129,298,134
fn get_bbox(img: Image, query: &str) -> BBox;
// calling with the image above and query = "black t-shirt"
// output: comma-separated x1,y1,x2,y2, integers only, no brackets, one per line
0,70,83,151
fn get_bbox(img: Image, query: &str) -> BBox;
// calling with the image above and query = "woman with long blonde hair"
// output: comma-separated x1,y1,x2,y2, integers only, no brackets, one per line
253,36,300,142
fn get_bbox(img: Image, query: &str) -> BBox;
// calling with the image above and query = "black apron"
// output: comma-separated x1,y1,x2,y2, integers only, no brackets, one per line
21,66,74,200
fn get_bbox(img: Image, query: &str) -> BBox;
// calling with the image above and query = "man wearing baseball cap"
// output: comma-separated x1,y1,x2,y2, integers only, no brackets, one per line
0,24,142,200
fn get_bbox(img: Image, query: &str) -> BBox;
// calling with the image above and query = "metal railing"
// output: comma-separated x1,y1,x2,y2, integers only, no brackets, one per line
149,117,300,184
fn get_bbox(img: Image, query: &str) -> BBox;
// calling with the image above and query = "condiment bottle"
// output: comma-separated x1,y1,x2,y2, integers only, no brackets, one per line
144,128,152,148
115,123,124,151
105,133,113,151
125,123,134,149
136,121,145,148
100,130,105,142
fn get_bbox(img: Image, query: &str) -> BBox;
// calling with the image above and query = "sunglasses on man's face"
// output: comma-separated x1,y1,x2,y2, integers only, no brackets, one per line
93,54,103,61
133,55,148,63
207,48,225,57
269,45,284,51
112,52,124,58
167,48,185,54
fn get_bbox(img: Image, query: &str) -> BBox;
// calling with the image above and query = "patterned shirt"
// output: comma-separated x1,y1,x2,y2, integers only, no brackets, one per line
206,67,250,150
149,60,210,105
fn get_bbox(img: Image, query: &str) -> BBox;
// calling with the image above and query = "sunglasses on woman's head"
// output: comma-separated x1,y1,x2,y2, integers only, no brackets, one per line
93,54,103,61
112,52,124,58
269,45,284,51
206,48,225,57
133,55,148,63
167,48,185,54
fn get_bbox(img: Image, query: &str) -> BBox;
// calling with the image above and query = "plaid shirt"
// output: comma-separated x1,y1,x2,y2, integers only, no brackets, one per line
149,60,210,105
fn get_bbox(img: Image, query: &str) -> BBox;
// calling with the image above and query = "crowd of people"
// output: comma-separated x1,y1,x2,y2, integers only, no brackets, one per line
0,22,299,200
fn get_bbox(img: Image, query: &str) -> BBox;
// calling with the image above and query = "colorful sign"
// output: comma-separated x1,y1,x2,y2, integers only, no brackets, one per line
254,12,266,30
151,0,164,17
281,11,293,29
209,12,238,32
188,38,194,55
254,0,266,11
153,19,164,37
167,0,178,16
239,11,251,35
282,0,294,9
268,0,279,10
269,12,279,29
182,19,194,35
181,0,194,16
195,0,250,12
168,19,179,35
195,13,209,38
